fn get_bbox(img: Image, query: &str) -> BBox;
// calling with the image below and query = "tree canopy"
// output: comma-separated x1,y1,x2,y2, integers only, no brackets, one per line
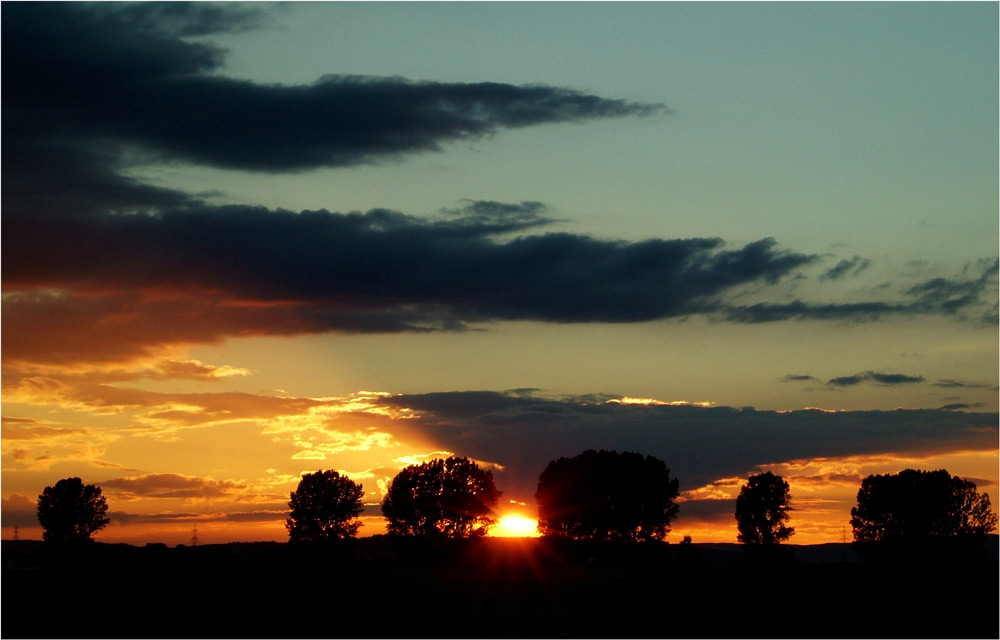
381,456,501,538
286,470,365,542
37,477,110,543
734,471,794,545
850,468,998,542
535,449,679,542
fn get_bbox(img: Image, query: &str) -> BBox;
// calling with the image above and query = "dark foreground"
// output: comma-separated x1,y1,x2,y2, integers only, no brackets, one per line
3,537,998,639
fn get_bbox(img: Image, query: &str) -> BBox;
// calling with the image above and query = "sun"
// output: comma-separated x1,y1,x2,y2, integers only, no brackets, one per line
493,514,540,537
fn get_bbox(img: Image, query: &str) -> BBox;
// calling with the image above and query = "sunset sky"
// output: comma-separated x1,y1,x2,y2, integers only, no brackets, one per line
3,2,997,546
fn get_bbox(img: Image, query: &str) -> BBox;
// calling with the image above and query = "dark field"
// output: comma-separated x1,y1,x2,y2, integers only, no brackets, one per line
3,537,997,639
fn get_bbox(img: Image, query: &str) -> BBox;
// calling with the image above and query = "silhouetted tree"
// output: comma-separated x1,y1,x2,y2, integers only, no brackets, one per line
37,477,110,543
536,449,679,542
382,457,501,538
735,471,794,544
851,468,997,542
286,470,365,542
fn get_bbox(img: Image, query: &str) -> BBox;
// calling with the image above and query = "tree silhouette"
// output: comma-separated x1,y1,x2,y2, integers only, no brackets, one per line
735,471,794,544
536,449,679,542
851,468,997,542
37,477,110,543
381,456,501,538
286,470,365,542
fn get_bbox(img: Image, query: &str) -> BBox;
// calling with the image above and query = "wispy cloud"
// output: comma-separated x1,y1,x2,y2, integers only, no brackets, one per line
932,379,998,389
721,258,997,325
905,258,998,320
0,418,120,472
819,255,871,281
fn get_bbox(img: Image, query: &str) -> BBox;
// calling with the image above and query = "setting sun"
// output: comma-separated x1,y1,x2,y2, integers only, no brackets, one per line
493,514,540,538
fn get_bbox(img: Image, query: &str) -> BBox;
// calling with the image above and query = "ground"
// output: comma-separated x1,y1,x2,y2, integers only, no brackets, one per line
2,537,997,638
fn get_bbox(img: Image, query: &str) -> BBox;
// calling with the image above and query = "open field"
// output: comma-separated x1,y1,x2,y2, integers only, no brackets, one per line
3,537,997,639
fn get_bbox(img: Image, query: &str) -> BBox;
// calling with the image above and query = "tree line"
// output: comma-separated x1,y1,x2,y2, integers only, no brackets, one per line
34,450,998,547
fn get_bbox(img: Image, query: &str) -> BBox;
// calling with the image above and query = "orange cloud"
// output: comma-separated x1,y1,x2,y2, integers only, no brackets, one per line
2,288,347,367
1,418,120,471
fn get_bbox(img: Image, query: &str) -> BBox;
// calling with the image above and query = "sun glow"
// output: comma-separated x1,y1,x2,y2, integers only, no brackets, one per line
493,514,540,537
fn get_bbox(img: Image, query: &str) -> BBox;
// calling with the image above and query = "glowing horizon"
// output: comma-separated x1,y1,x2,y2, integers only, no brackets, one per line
5,441,995,547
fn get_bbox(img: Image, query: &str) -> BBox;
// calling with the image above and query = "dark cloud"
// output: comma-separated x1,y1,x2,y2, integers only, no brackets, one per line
100,474,246,499
437,200,554,235
2,2,665,175
787,472,866,487
3,203,817,363
675,499,737,523
2,137,196,221
819,255,871,281
723,301,907,323
721,295,991,325
782,374,820,383
372,391,998,503
108,511,201,525
109,508,294,526
826,371,924,387
223,510,290,523
361,503,388,519
12,209,810,319
95,2,275,37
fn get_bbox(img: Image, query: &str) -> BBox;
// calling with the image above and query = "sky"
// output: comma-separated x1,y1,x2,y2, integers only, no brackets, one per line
2,1,997,546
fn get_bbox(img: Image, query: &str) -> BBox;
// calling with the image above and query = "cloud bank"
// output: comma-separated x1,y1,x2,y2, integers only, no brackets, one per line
369,390,998,500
